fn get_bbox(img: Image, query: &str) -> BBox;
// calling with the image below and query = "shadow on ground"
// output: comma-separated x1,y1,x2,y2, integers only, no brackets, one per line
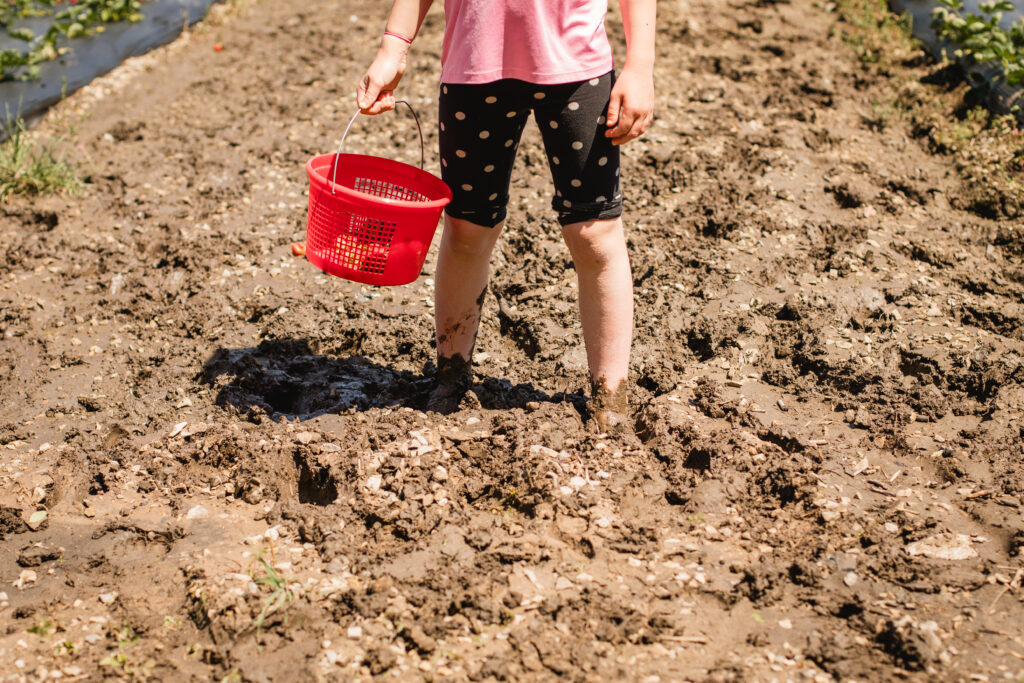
201,338,579,420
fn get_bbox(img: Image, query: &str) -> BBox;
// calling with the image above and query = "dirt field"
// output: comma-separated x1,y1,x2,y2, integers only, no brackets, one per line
2,0,1023,680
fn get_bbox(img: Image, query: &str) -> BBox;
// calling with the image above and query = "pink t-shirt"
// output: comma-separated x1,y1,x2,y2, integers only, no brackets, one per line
440,0,614,85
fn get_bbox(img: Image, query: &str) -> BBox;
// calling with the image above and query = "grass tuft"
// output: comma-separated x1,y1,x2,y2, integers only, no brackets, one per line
833,0,1024,217
0,116,83,201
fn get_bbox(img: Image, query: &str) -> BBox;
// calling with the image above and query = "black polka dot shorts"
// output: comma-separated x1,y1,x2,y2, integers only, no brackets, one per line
438,71,622,228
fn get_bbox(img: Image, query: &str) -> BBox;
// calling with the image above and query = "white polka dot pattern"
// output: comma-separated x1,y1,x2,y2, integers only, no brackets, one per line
439,73,621,228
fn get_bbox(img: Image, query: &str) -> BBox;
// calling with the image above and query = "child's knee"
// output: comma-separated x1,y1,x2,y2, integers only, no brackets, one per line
444,217,502,258
562,218,625,268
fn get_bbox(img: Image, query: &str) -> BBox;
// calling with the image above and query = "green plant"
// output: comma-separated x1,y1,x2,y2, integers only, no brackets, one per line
115,623,140,648
0,115,83,200
27,619,54,636
833,0,917,68
252,554,294,633
1,0,146,81
932,0,1024,87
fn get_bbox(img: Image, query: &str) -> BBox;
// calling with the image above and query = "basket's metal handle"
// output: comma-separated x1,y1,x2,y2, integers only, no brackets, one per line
329,99,425,195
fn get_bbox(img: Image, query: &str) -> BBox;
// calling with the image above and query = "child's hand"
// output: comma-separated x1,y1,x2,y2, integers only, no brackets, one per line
605,65,654,145
356,40,408,115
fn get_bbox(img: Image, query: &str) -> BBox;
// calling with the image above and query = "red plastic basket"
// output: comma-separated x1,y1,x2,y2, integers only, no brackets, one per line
305,101,452,286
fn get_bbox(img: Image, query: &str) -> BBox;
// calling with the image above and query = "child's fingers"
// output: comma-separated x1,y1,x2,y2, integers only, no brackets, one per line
364,91,395,115
617,115,648,145
606,90,623,129
605,106,637,141
611,114,651,145
359,90,395,115
356,74,377,110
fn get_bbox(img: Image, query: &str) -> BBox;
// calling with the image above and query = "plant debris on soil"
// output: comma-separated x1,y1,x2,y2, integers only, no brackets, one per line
1,0,1023,680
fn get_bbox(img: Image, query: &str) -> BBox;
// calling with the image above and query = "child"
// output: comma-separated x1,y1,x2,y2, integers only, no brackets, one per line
356,0,655,434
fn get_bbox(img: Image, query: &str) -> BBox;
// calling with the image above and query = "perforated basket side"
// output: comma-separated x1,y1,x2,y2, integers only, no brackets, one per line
307,193,398,277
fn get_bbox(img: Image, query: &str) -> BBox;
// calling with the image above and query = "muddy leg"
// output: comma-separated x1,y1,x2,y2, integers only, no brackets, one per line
561,217,635,433
429,215,503,413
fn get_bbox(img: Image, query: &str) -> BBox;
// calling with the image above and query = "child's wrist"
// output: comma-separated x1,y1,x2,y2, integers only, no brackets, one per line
381,30,413,54
623,55,655,72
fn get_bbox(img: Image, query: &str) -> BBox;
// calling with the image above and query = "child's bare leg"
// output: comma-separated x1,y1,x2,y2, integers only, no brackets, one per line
561,217,634,429
429,214,503,411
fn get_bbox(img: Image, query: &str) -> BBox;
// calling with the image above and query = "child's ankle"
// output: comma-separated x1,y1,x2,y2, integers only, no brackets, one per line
436,353,473,387
590,377,629,412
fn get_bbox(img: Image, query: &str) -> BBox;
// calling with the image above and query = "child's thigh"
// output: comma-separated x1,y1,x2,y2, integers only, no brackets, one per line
533,73,622,226
438,81,531,228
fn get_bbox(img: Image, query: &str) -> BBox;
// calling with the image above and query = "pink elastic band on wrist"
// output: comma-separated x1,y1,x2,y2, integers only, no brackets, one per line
383,31,412,44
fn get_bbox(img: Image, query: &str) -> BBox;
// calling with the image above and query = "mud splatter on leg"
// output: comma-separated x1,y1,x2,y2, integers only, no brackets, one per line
589,375,636,441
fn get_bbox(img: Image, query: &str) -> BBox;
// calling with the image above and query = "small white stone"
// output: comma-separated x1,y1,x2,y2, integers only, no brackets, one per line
295,431,319,445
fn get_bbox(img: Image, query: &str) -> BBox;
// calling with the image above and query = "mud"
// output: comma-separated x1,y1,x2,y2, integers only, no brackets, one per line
1,0,1023,680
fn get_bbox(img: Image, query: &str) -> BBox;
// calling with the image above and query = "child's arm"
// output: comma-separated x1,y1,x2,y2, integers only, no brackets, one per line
356,0,435,114
606,0,656,145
